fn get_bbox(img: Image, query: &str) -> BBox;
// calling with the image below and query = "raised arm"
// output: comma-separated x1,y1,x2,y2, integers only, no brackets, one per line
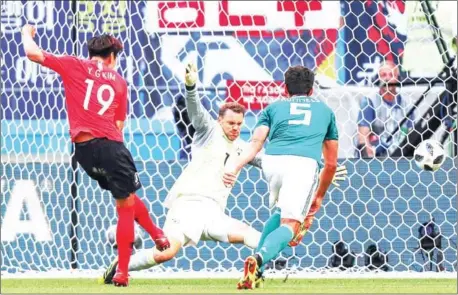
22,24,76,75
184,63,215,133
22,25,44,64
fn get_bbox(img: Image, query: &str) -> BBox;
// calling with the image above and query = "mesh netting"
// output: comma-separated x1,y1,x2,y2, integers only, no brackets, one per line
1,1,456,277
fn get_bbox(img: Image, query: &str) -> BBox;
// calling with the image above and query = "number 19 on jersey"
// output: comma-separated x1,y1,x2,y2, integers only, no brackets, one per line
84,79,115,115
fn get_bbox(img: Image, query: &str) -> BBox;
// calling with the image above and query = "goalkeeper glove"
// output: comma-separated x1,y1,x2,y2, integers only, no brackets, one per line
332,165,347,187
185,62,197,88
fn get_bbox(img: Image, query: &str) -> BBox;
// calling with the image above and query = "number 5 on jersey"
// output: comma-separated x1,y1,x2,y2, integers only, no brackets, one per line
289,103,312,125
84,79,115,115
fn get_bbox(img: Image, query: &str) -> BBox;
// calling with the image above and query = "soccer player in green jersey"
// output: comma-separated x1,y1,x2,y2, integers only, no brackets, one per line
223,66,339,289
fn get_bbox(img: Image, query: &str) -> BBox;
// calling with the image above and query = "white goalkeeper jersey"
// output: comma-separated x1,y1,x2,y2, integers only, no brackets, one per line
164,87,262,211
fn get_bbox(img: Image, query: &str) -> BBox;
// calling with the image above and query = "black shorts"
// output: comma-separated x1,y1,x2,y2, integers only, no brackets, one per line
74,138,141,199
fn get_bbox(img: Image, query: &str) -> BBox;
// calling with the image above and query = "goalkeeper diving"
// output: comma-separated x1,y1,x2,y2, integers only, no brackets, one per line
101,63,347,284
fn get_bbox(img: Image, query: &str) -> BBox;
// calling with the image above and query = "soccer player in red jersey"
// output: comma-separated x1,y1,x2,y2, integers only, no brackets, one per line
21,24,170,287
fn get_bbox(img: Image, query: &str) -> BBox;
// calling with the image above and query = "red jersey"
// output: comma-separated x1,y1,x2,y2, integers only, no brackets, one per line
41,51,127,142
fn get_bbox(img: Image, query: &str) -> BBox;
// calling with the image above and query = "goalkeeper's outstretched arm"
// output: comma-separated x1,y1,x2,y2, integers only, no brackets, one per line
184,63,215,137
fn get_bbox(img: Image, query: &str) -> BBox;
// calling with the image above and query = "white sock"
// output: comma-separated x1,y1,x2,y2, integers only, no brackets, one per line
128,249,159,271
243,227,261,249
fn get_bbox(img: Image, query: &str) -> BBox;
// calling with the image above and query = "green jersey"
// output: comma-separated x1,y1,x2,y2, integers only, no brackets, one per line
256,96,339,163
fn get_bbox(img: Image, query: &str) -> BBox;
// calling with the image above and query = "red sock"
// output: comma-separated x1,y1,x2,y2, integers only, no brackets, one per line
116,205,135,275
133,194,164,240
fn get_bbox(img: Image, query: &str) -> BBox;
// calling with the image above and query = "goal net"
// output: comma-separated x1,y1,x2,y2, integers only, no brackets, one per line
1,1,456,278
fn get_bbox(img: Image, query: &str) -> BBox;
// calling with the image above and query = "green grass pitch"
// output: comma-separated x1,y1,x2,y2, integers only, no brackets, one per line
2,278,456,293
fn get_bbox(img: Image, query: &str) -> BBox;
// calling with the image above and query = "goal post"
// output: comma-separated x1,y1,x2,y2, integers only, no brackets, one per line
1,1,456,278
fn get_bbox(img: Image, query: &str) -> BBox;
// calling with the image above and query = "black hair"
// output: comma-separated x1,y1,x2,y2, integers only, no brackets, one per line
284,65,315,96
87,34,123,59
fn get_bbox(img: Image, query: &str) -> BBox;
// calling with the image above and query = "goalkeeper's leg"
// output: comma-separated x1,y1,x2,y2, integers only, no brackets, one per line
129,237,182,270
101,228,187,284
101,197,208,285
205,215,261,249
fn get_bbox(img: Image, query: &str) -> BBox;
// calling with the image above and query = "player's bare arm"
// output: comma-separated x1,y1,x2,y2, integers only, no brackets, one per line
23,29,170,286
221,126,345,187
247,152,264,169
223,125,269,187
241,125,270,169
301,140,339,240
21,25,44,64
315,139,339,199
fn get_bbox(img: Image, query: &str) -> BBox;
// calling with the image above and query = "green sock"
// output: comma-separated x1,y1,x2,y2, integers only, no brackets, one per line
257,225,294,268
256,208,281,253
256,208,281,273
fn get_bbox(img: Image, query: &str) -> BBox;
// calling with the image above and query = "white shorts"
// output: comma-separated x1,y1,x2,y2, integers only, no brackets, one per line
163,196,245,246
262,155,320,221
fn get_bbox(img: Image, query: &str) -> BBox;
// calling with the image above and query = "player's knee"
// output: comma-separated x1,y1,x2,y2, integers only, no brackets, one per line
242,227,261,249
225,221,248,243
226,223,260,249
115,194,135,208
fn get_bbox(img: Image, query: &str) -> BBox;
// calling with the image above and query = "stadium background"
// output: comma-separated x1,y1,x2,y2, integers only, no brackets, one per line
1,1,457,275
